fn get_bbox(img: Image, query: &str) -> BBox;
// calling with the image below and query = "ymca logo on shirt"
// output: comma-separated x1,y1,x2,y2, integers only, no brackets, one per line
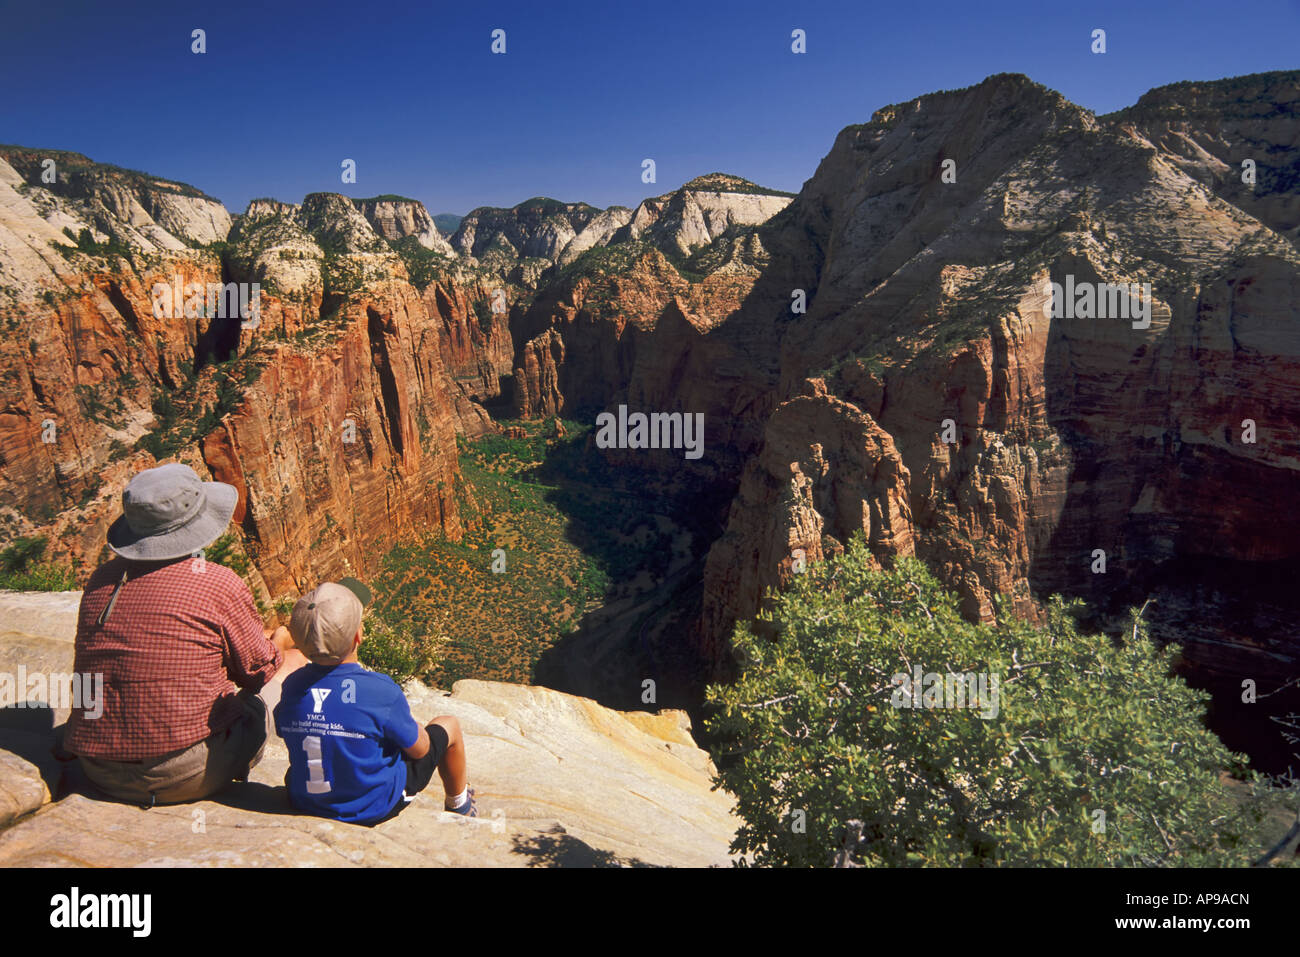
281,678,364,741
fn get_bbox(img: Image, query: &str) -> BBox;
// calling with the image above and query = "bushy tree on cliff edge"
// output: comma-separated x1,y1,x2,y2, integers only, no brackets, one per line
705,536,1294,867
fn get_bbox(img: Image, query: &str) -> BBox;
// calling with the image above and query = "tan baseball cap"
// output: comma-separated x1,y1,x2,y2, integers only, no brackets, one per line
289,578,372,665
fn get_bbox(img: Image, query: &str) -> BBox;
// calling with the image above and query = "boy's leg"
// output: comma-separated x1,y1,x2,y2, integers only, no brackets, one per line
392,722,450,798
374,716,469,823
429,715,468,799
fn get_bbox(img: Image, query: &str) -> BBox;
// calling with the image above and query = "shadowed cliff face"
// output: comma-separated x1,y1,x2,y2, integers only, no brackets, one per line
453,198,603,264
758,74,1300,699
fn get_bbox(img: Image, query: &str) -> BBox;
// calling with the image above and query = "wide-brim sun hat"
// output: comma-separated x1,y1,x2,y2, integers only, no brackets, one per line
106,463,239,562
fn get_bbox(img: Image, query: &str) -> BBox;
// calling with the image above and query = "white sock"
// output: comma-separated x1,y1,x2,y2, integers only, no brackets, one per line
446,787,469,809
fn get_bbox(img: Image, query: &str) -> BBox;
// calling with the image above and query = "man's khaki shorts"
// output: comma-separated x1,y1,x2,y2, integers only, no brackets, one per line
78,679,283,806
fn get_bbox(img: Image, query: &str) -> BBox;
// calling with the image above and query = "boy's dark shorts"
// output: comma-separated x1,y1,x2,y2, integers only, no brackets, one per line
371,723,449,824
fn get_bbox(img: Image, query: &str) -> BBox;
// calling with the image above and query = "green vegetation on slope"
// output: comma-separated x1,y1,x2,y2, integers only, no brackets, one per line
390,235,456,291
137,352,264,460
51,226,132,263
681,172,798,197
0,145,215,199
558,238,706,290
0,536,77,591
707,535,1298,867
371,418,683,687
512,197,596,214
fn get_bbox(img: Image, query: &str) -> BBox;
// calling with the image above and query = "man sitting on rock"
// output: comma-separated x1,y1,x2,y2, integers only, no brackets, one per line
275,580,476,824
64,463,307,805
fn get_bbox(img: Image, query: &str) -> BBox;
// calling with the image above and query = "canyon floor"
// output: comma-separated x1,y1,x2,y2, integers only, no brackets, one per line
365,415,724,717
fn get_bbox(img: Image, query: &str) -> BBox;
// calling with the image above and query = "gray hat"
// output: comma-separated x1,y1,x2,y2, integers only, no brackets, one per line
289,581,371,665
107,463,239,562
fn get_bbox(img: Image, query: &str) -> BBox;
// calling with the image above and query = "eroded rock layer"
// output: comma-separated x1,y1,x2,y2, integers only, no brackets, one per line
0,156,475,601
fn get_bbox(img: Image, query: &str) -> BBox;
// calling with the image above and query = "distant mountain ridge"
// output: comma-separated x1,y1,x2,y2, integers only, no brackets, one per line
449,177,795,279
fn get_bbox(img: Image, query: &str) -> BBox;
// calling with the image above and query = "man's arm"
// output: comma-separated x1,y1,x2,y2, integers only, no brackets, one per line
266,625,294,652
221,576,282,690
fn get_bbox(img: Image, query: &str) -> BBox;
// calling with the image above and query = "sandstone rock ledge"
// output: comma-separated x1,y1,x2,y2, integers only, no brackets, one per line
0,593,736,867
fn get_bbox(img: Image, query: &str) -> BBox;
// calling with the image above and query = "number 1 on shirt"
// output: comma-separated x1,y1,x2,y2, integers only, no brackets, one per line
303,735,332,793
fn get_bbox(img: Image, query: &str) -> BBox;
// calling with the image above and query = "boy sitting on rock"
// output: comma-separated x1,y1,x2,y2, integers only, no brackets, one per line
274,578,476,824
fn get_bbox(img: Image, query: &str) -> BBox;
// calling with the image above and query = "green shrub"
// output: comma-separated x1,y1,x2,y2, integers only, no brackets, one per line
203,532,252,577
1,536,51,575
706,535,1290,867
56,225,131,261
359,612,429,686
0,536,77,591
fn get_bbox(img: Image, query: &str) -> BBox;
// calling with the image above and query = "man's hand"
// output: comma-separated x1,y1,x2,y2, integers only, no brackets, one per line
265,625,294,653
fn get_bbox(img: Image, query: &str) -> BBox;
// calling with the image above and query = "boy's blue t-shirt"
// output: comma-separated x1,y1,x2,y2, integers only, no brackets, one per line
273,663,421,824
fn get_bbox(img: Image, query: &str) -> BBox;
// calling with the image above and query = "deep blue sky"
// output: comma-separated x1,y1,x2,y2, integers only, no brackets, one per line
3,0,1296,216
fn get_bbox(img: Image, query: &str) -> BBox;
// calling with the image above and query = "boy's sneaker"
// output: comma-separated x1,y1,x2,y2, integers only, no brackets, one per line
445,786,477,817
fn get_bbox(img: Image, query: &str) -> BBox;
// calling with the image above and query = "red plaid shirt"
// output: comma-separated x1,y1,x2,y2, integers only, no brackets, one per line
65,556,282,761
